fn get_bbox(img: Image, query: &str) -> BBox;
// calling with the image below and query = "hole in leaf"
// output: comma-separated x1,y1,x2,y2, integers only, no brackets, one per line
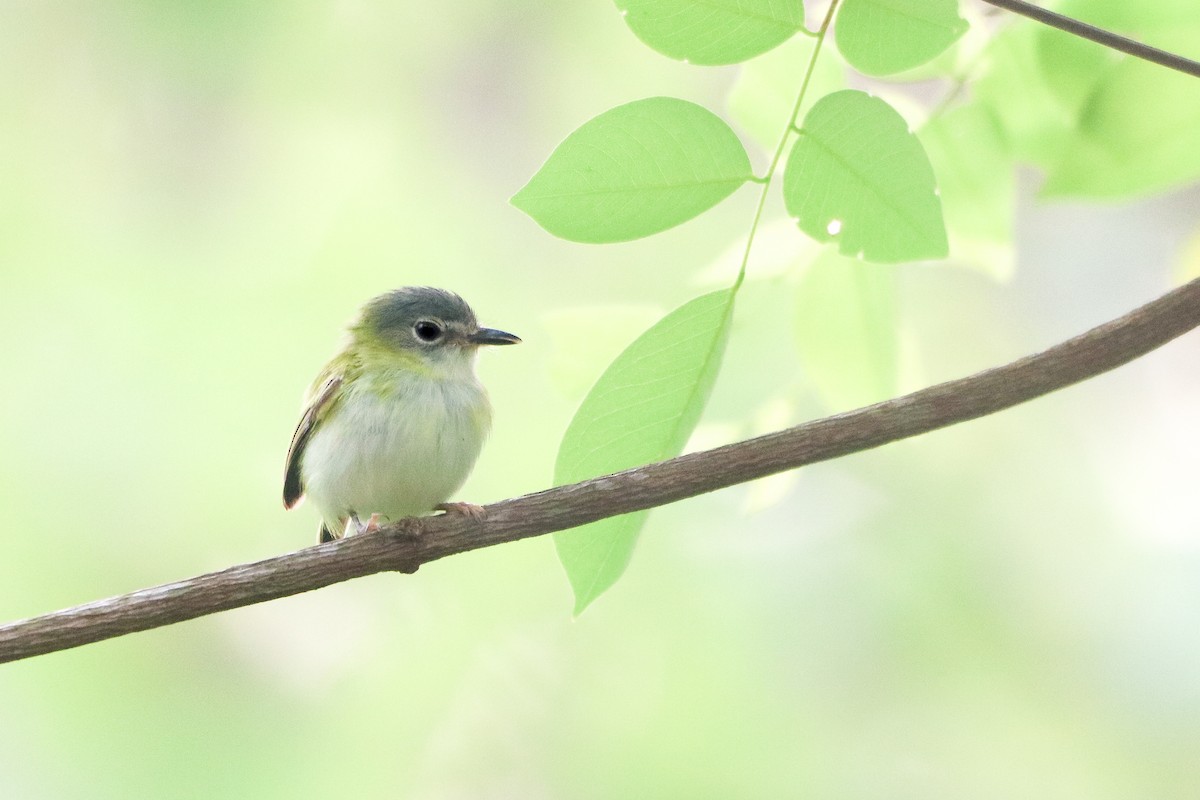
826,219,842,236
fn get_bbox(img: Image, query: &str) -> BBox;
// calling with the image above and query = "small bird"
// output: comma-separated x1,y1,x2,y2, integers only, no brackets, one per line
284,287,520,543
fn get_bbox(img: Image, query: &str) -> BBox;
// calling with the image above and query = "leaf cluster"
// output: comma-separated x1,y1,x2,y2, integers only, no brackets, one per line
511,0,1200,612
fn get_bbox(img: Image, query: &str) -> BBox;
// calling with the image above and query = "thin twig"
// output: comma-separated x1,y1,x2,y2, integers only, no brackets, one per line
981,0,1200,78
2,278,1199,664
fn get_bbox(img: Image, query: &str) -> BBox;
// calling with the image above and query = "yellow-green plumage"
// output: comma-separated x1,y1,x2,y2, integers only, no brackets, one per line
283,287,518,542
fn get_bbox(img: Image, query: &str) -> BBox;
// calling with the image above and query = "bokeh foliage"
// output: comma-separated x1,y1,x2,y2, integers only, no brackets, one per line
2,1,1200,798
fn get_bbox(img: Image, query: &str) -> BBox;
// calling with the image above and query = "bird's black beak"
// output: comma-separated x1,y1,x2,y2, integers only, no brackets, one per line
468,327,521,346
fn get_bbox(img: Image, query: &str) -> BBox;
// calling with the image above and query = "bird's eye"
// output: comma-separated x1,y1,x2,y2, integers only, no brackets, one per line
413,320,444,343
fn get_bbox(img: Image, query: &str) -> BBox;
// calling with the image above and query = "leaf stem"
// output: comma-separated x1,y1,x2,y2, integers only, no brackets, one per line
733,0,841,291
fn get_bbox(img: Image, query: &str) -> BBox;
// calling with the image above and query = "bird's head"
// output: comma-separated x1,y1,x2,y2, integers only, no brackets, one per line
351,286,520,374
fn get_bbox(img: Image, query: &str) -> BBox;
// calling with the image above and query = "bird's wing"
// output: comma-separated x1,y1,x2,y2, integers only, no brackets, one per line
283,373,344,509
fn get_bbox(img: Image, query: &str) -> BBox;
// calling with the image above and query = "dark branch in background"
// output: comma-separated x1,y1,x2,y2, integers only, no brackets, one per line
2,279,1199,664
980,0,1200,78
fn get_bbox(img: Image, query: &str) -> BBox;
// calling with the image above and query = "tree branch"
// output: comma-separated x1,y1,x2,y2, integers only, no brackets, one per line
980,0,1200,79
3,278,1200,664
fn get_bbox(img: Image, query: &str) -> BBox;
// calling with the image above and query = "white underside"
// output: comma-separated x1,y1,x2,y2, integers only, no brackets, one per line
301,369,491,534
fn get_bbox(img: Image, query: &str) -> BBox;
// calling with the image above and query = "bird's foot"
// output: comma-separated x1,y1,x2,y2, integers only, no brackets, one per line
434,502,487,521
345,512,385,537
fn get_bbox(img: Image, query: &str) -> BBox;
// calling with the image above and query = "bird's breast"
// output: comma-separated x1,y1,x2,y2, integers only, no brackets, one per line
301,371,492,525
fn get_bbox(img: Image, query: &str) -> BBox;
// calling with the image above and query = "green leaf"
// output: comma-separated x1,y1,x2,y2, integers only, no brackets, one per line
1041,57,1200,198
1032,21,1121,115
512,97,753,243
616,0,807,66
980,1,1200,198
920,101,1012,241
784,90,947,263
919,102,1016,281
554,289,735,613
972,23,1081,168
794,250,897,412
834,0,967,76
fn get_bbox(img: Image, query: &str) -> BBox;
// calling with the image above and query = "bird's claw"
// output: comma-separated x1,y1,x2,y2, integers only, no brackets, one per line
344,512,385,537
434,502,487,521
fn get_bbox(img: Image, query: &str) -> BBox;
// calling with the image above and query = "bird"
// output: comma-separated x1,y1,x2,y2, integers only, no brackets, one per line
284,287,520,543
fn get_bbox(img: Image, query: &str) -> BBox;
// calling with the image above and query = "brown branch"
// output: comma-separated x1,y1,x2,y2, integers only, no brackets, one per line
980,0,1200,79
3,278,1200,664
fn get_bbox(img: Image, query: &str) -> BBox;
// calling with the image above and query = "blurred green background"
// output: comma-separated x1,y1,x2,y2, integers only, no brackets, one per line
3,2,1200,798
